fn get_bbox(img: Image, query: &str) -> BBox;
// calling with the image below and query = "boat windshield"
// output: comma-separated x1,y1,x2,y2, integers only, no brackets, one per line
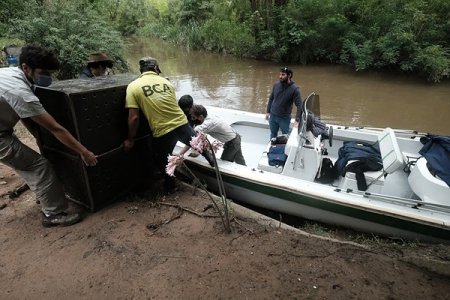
298,92,320,137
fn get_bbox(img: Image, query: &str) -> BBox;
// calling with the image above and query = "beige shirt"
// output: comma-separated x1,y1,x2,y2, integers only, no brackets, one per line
194,116,237,143
0,67,46,131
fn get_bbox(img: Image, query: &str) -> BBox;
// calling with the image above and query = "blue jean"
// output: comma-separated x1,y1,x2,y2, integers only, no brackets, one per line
269,113,291,139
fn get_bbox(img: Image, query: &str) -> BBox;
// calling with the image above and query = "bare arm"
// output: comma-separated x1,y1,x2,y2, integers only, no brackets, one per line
30,112,97,166
124,108,140,151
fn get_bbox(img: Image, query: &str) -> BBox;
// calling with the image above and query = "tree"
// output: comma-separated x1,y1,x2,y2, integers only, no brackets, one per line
11,1,127,79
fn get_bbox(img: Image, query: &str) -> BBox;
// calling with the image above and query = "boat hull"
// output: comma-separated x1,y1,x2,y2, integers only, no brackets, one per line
183,162,450,243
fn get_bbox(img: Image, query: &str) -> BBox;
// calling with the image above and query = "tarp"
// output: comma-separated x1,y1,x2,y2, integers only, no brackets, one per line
335,141,382,177
419,135,450,187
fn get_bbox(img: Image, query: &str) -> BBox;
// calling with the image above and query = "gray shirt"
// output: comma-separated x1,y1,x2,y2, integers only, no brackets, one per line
194,116,236,143
0,67,46,131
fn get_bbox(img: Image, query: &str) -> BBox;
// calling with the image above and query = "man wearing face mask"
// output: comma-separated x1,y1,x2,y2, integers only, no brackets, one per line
0,44,98,227
79,52,113,79
179,104,246,166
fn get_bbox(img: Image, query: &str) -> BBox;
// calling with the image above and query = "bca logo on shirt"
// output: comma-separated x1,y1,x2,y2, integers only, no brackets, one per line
141,84,171,97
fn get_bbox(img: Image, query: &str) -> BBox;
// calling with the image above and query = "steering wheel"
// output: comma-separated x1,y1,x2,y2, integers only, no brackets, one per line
328,126,333,147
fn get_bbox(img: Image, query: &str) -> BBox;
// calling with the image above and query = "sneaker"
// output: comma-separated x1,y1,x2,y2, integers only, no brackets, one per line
202,150,216,167
41,212,82,227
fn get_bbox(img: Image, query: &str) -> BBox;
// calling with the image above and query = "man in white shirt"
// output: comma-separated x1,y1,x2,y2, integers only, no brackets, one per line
188,105,246,166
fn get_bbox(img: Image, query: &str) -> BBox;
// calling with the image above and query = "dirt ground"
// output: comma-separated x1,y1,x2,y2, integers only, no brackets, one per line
1,134,450,300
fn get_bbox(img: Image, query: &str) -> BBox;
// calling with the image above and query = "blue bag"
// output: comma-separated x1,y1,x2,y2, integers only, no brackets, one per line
268,145,288,166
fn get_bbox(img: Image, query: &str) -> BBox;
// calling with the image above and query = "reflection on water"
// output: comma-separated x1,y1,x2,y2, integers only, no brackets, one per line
124,37,450,135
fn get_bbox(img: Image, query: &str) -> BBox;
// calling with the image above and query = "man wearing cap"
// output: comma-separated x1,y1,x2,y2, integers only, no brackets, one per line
265,67,302,139
0,45,98,227
123,57,214,193
79,52,113,79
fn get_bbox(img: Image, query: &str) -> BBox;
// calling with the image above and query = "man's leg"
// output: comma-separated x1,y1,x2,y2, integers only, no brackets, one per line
269,113,280,139
152,130,179,192
279,116,291,135
220,135,246,166
0,135,80,226
0,135,67,214
232,135,246,166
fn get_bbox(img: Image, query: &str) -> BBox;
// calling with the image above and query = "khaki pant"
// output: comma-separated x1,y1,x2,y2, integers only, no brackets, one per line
0,134,68,215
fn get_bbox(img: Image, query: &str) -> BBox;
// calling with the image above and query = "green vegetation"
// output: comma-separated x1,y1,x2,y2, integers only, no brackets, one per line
138,0,449,82
1,0,127,79
1,0,449,81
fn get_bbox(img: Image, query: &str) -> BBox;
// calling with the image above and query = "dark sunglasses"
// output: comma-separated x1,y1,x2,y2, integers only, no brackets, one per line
88,61,113,69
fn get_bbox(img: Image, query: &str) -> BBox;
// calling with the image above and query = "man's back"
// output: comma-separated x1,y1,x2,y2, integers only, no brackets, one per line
125,71,186,137
195,116,236,143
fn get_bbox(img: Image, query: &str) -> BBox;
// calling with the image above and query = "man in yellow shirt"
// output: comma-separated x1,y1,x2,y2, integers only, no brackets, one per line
124,57,213,193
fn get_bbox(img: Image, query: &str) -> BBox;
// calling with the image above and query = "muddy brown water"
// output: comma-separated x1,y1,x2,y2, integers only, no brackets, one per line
124,37,450,135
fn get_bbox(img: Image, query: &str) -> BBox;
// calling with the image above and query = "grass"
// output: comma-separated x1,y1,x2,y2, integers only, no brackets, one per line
298,220,422,250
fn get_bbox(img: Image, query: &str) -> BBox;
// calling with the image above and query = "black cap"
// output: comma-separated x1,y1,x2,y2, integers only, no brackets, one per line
280,66,293,76
139,56,162,73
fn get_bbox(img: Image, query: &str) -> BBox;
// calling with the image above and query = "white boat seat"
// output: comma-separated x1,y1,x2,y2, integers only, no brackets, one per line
339,159,385,192
408,157,449,205
339,128,404,192
378,128,404,174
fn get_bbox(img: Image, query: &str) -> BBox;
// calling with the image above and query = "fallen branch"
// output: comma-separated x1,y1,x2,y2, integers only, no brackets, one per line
159,202,219,218
232,218,254,234
146,206,183,232
150,255,187,259
180,161,230,231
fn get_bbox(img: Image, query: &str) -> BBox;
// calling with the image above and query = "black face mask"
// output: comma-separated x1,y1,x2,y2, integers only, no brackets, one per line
192,119,203,125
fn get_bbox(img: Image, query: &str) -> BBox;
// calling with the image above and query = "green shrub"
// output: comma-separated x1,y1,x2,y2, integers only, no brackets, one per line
413,45,449,82
10,1,127,79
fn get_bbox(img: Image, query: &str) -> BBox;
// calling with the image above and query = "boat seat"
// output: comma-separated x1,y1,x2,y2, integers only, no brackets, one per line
339,128,404,191
408,157,449,205
378,128,404,175
338,161,385,192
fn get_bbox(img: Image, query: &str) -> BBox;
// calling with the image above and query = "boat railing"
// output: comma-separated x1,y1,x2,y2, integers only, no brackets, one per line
338,188,450,214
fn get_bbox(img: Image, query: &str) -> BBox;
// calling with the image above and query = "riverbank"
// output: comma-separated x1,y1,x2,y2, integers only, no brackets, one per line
1,131,450,299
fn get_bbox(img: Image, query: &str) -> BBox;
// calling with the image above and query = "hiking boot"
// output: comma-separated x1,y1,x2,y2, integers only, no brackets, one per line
202,150,216,167
41,212,82,228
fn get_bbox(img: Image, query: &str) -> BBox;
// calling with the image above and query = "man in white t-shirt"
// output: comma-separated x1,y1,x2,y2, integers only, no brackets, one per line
0,45,98,227
184,104,246,166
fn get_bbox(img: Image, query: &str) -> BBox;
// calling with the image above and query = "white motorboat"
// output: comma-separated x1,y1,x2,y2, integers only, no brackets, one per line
175,93,450,243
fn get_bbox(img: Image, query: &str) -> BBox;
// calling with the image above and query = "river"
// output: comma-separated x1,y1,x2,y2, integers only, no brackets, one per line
124,37,450,135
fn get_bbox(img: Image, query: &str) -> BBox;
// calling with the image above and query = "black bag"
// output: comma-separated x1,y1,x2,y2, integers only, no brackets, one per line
271,134,289,145
316,158,338,183
268,145,288,166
